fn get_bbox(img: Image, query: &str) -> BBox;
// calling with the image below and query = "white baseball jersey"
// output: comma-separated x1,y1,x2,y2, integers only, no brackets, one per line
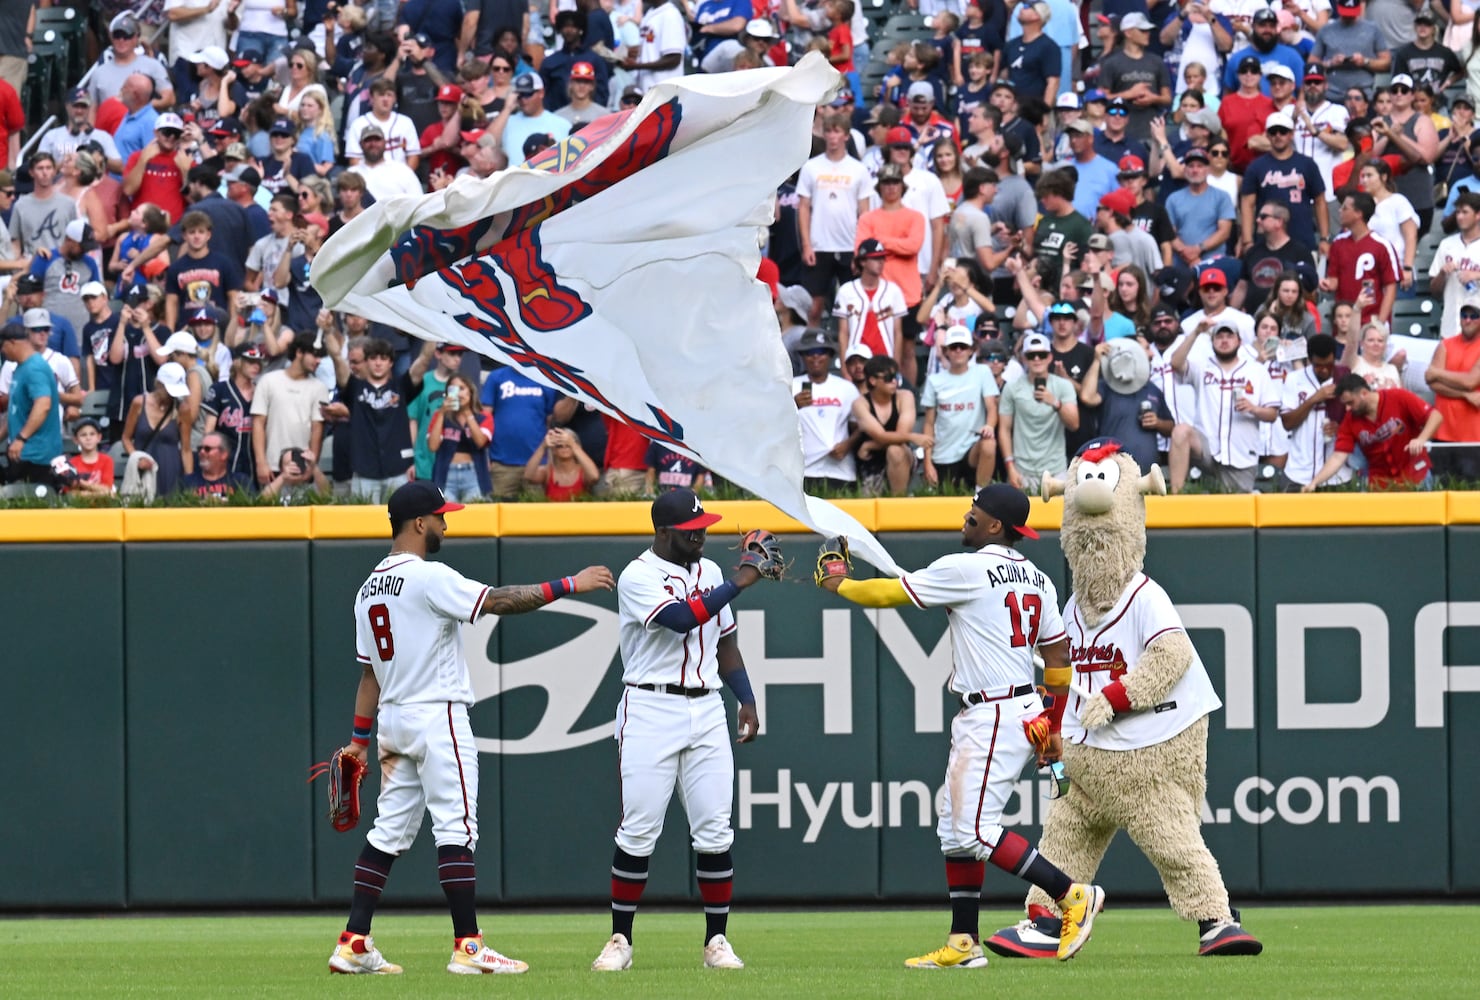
1062,574,1222,751
796,153,871,253
1260,357,1292,457
1149,338,1197,451
636,2,686,92
1180,307,1256,355
353,553,488,706
1429,232,1480,338
1281,366,1354,487
1293,100,1349,195
901,544,1066,695
833,277,907,360
617,550,735,689
793,373,859,480
1182,355,1280,469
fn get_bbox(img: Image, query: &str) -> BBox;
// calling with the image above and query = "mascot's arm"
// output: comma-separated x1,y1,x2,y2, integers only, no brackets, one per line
1081,630,1196,730
835,577,913,607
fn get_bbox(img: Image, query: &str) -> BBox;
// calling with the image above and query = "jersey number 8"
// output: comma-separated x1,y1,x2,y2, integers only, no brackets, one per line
368,603,395,660
1003,592,1042,648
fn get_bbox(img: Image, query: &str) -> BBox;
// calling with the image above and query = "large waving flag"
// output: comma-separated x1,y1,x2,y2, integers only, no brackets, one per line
312,53,901,575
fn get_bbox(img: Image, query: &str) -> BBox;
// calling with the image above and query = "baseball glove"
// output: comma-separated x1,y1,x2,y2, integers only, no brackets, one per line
736,528,786,581
814,536,852,587
307,747,367,832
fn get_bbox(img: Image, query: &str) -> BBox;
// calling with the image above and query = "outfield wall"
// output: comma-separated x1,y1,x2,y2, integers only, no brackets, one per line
3,495,1477,909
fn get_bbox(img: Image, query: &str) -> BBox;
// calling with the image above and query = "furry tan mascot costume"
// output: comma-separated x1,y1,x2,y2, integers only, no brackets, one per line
986,438,1263,959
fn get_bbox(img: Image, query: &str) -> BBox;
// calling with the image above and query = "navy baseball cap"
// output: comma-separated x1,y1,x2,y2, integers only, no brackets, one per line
388,481,464,521
651,488,722,530
973,484,1039,540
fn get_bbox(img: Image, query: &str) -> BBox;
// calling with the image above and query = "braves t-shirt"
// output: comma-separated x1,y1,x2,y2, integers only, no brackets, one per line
480,368,557,465
165,249,243,315
1335,388,1435,488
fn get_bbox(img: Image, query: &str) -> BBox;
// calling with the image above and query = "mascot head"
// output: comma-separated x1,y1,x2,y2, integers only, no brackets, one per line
1040,438,1165,621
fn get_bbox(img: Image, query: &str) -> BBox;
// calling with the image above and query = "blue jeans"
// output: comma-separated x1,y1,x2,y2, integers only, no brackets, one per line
236,30,290,66
442,462,485,502
351,473,408,504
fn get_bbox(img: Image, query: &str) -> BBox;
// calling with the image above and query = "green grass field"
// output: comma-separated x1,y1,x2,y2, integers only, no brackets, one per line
3,906,1477,998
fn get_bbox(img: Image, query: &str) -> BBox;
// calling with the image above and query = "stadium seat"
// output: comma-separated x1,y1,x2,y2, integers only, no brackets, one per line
22,29,66,126
35,6,85,91
1390,296,1438,338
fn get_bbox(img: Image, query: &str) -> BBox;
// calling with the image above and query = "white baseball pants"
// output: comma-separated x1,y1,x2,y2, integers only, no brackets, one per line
367,701,480,855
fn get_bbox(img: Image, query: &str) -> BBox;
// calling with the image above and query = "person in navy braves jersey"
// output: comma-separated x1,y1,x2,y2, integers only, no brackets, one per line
203,343,266,484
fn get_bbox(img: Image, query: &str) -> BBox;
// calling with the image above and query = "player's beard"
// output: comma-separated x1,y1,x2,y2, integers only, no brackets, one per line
425,531,443,554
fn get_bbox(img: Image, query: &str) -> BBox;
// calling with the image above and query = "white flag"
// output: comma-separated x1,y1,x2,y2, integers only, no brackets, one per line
312,53,901,575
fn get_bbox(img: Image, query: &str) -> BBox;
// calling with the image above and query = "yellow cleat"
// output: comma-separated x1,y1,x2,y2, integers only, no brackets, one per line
328,932,402,974
904,933,990,969
1057,883,1106,960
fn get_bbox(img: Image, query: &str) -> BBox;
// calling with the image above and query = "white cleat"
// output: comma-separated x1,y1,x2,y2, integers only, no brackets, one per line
591,933,634,971
447,934,529,974
703,933,745,969
328,932,402,974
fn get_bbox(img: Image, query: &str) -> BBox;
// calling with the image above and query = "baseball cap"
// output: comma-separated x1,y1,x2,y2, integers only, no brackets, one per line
270,117,295,136
1415,10,1438,23
620,85,643,105
436,342,467,352
1265,111,1296,131
651,487,722,531
1211,319,1241,336
187,305,220,325
856,238,887,258
1049,300,1078,318
1099,188,1137,217
110,12,140,35
360,124,385,141
436,83,464,103
885,126,915,147
972,483,1039,540
797,328,836,354
1120,11,1154,31
844,343,873,361
523,133,556,159
1117,154,1146,175
907,81,935,103
70,87,92,106
156,112,186,133
1084,89,1107,104
1187,108,1223,133
15,273,43,294
1107,97,1129,115
829,89,854,108
225,164,261,187
1264,62,1295,83
875,163,906,185
233,45,266,67
80,281,108,299
64,219,92,244
260,288,280,306
1055,92,1081,109
0,323,27,342
1063,119,1094,135
1150,302,1178,322
1304,67,1327,82
124,285,151,306
186,46,230,71
22,308,52,330
942,325,973,348
209,116,243,137
156,331,200,357
1390,73,1415,90
72,417,103,436
388,480,465,522
513,72,543,95
1199,268,1228,288
223,142,249,161
156,362,191,399
1021,331,1052,354
1183,146,1211,163
745,17,777,38
1238,55,1262,74
459,128,487,145
1252,7,1278,23
1086,233,1111,252
570,61,596,81
233,343,267,361
410,31,433,49
1335,0,1361,12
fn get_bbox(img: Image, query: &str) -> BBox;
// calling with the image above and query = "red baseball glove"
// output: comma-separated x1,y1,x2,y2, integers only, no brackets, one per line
307,747,367,832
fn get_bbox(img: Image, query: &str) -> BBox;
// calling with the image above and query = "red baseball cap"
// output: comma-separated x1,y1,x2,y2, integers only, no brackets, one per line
1199,268,1228,288
1117,154,1146,174
1098,187,1137,216
570,61,596,81
436,84,464,103
885,126,915,147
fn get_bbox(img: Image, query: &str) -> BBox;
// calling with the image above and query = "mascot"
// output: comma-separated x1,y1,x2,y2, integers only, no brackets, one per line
986,438,1263,959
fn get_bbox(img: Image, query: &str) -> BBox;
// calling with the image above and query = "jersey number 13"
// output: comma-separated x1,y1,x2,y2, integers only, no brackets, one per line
1004,592,1042,648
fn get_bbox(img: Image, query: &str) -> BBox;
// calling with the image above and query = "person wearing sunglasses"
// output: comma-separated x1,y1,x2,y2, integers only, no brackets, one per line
791,328,860,493
998,331,1078,493
1370,72,1440,236
1093,97,1148,167
1238,110,1329,257
1308,0,1391,102
180,430,253,497
1217,55,1274,173
87,12,176,113
1231,203,1314,315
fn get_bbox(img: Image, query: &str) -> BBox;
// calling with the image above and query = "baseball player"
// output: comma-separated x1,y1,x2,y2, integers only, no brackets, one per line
815,484,1106,968
591,488,780,972
330,480,614,975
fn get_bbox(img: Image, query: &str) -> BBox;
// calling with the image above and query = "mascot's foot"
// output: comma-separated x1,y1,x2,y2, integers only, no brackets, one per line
984,916,1062,959
1198,908,1264,956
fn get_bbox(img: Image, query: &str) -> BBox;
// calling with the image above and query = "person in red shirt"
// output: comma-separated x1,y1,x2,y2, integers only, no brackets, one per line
1304,374,1443,491
418,84,467,186
1218,56,1275,174
122,112,191,222
523,426,600,501
67,418,116,495
598,414,650,496
1321,192,1400,326
0,77,22,170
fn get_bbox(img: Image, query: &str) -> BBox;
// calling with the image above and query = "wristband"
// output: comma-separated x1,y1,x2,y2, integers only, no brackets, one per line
686,591,713,625
1003,456,1015,464
351,714,373,747
722,667,755,706
1101,680,1133,716
539,576,575,602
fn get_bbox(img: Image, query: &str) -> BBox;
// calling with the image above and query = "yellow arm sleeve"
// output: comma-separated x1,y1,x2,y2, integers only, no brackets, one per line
835,577,913,608
1042,666,1072,688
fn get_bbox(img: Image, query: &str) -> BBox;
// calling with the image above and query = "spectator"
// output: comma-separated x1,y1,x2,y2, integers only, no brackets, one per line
1030,169,1093,296
1181,268,1256,353
1322,192,1401,325
1062,121,1120,220
246,194,300,309
1097,187,1161,279
1098,12,1171,142
1094,98,1150,166
792,328,858,491
1372,72,1440,234
1220,56,1276,174
67,417,116,496
275,216,328,338
89,14,176,112
427,372,493,501
38,90,123,174
998,331,1078,492
260,446,331,502
180,165,254,265
251,331,330,489
991,83,1042,178
406,341,468,481
183,307,234,385
1224,7,1306,96
106,287,167,435
627,0,686,93
1394,12,1463,92
798,113,871,325
700,18,779,75
80,281,117,399
202,343,266,484
261,119,320,197
1,322,62,487
644,439,711,495
1312,1,1391,101
28,220,102,340
523,425,601,501
164,212,244,331
1431,192,1480,338
552,62,604,130
390,34,445,133
1232,203,1315,315
11,153,78,259
834,238,907,362
1000,1,1060,106
294,85,340,176
544,12,612,108
1079,338,1175,474
120,361,193,500
1262,271,1320,341
4,274,79,368
1304,373,1442,490
494,75,571,170
920,325,998,489
1240,111,1330,260
849,353,927,496
347,78,423,167
1425,298,1480,481
226,164,272,242
123,114,192,223
480,364,570,499
1169,319,1280,493
113,74,162,167
1166,147,1236,273
857,163,928,383
329,171,368,236
350,125,425,201
1352,322,1404,389
0,309,84,420
1280,334,1353,490
948,167,1009,274
181,430,253,498
319,336,419,502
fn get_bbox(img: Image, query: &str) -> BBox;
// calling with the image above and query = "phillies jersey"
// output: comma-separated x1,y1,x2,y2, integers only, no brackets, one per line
353,553,489,706
901,544,1066,695
834,277,907,360
1327,230,1401,325
1062,574,1222,751
1182,355,1280,469
617,550,735,690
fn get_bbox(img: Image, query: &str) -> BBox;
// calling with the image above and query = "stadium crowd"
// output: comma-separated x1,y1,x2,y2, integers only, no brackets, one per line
1,0,1479,503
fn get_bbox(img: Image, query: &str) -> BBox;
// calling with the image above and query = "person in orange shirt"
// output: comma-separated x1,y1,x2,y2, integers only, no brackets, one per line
1424,300,1480,482
855,164,926,381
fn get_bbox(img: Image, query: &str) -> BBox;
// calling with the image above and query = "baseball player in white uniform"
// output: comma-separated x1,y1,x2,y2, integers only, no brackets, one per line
591,488,773,973
816,485,1106,968
329,480,613,976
